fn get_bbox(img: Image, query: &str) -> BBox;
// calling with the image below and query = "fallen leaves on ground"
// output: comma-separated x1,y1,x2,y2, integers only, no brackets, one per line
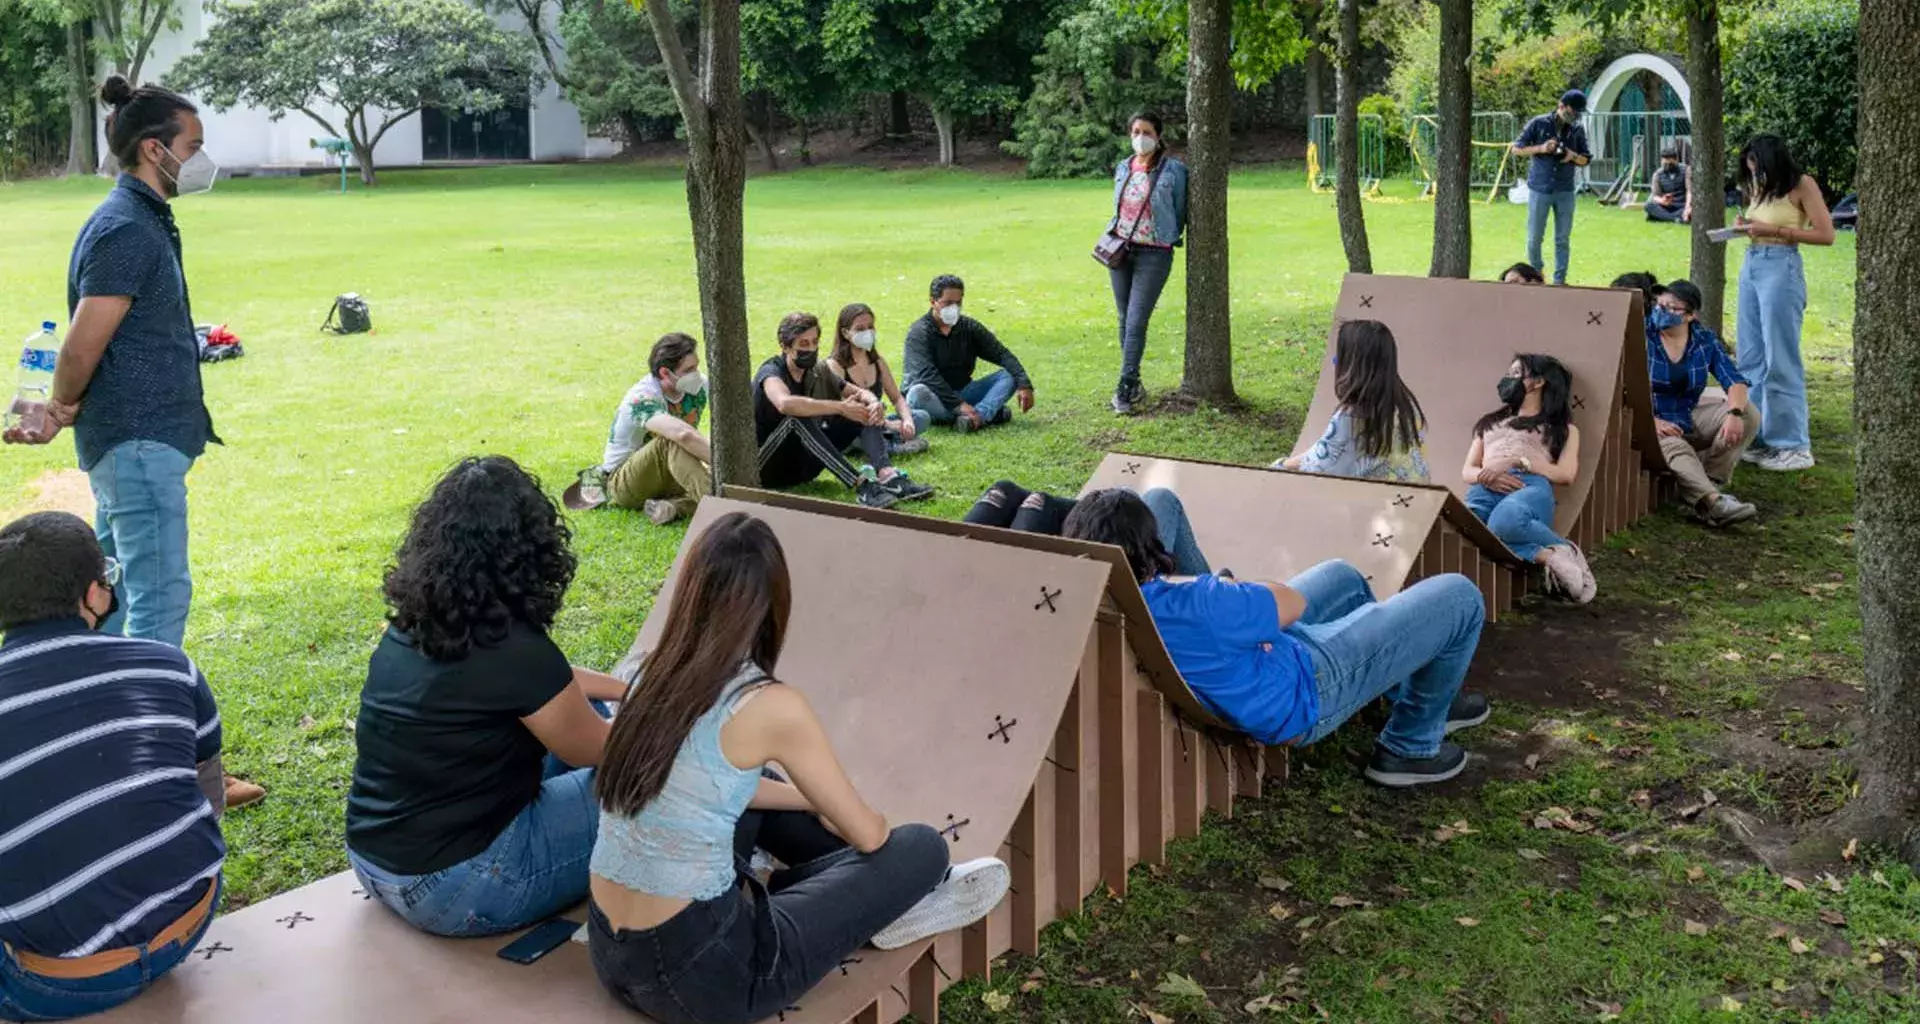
1818,910,1848,927
1455,917,1481,927
1721,995,1744,1011
1154,973,1207,1000
981,990,1012,1013
1687,865,1706,882
1517,848,1546,861
1328,895,1370,909
1257,875,1292,892
1267,902,1291,921
1135,1005,1173,1024
1782,876,1808,892
1789,937,1811,955
1684,919,1711,936
1433,819,1478,842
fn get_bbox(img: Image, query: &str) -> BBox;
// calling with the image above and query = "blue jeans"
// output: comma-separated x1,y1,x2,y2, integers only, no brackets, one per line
85,440,194,648
1735,245,1809,452
907,370,1016,426
1110,246,1175,390
1289,561,1486,759
347,759,598,938
0,877,221,1021
886,408,932,438
1465,473,1563,562
1526,189,1578,284
1140,488,1210,577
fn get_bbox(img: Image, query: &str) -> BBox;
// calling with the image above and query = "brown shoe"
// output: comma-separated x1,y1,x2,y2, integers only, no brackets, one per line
224,774,266,811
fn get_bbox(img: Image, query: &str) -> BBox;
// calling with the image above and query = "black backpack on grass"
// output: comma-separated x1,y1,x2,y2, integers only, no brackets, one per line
322,293,372,335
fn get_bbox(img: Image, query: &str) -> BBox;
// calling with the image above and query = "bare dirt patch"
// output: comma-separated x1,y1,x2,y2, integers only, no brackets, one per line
2,469,94,521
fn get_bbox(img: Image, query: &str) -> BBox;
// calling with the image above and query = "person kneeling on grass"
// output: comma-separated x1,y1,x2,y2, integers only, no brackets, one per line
0,512,226,1021
828,302,928,457
347,457,631,938
1648,280,1760,527
902,274,1035,434
588,512,1008,1024
578,332,712,525
756,312,933,510
1061,490,1490,788
1278,319,1432,483
1463,354,1596,603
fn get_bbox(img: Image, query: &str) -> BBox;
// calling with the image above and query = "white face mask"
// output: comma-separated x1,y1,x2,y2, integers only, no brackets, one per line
850,329,877,351
161,148,219,196
937,304,961,327
670,369,706,396
1131,134,1157,157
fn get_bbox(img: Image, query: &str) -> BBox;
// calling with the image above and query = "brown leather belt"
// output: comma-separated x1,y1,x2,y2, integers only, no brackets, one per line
8,878,218,980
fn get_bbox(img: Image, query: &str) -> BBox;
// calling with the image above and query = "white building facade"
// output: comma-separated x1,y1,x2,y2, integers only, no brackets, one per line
105,2,600,172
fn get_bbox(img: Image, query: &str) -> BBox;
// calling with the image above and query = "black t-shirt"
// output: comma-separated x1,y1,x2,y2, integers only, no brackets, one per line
752,353,843,441
346,621,573,875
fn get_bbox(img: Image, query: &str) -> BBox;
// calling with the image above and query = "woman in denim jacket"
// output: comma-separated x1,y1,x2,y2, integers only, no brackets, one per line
1107,111,1189,415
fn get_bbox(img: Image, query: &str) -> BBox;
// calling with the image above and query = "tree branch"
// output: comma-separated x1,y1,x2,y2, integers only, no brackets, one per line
638,0,709,150
368,108,420,151
516,0,572,91
296,105,345,141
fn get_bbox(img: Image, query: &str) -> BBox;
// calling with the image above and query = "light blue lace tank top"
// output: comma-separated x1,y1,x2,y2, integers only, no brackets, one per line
591,662,767,900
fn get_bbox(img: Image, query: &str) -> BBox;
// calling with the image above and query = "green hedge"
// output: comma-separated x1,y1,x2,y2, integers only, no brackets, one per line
1725,0,1857,197
1004,0,1184,179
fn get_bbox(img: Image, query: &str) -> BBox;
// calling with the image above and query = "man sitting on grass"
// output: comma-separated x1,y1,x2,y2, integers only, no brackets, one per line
586,332,712,526
756,311,934,509
1062,490,1491,788
903,274,1035,433
0,511,227,1021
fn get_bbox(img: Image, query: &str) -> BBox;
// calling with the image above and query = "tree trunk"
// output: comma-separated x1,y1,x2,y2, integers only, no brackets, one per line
352,143,376,186
1825,0,1920,865
797,119,812,165
1685,3,1727,333
1333,0,1372,273
1304,46,1329,124
1428,0,1472,278
887,90,911,138
930,106,955,166
64,21,96,176
1180,0,1236,404
744,119,779,171
644,0,757,489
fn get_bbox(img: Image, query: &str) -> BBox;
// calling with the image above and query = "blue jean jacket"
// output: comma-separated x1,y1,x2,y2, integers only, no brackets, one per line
1109,156,1189,247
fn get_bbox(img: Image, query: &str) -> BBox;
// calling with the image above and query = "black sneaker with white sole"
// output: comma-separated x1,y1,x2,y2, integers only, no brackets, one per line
1444,692,1490,735
856,480,900,510
882,473,935,502
1364,742,1468,788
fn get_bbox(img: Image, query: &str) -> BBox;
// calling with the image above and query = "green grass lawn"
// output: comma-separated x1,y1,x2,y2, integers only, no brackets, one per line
2,162,1907,1022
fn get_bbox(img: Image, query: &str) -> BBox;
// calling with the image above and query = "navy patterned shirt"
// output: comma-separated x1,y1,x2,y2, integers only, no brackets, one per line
1647,317,1749,428
65,175,218,471
1515,113,1591,194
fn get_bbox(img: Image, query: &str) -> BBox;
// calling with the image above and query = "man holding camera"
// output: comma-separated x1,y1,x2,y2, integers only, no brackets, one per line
1512,89,1593,285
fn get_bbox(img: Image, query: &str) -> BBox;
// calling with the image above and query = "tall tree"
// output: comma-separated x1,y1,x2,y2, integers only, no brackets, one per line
93,0,176,86
1182,0,1236,402
742,0,846,166
484,0,574,91
635,0,757,488
1427,0,1471,277
557,0,687,148
63,18,93,174
1683,0,1727,332
1332,0,1372,272
1828,0,1920,864
170,0,537,185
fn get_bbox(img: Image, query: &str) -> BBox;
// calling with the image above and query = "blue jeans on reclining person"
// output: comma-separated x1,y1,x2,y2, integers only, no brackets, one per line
1289,561,1485,759
347,755,599,938
1465,472,1564,561
0,877,222,1022
907,370,1017,426
589,821,949,1024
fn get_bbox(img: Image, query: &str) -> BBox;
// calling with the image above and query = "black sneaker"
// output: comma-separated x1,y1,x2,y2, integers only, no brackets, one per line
856,479,899,510
1111,387,1135,416
990,407,1013,426
1364,742,1468,788
882,473,934,502
1444,692,1490,735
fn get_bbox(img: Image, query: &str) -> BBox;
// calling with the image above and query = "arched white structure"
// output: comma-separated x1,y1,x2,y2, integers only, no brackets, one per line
1588,52,1692,117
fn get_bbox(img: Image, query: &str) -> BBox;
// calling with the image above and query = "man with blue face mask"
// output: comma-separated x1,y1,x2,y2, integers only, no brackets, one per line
1511,89,1592,284
2,76,262,811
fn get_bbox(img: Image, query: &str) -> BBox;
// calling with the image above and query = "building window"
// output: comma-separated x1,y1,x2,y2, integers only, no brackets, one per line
421,104,532,161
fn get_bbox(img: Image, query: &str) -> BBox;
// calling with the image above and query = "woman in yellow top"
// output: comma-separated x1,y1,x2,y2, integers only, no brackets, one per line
1732,135,1835,472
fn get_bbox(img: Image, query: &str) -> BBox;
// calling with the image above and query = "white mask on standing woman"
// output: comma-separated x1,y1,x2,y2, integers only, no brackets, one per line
1131,133,1157,157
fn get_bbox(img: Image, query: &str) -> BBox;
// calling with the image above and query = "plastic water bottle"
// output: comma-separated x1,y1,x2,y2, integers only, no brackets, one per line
7,322,59,436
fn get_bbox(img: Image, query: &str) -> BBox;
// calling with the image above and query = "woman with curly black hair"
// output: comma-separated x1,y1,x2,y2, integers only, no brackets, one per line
345,456,629,937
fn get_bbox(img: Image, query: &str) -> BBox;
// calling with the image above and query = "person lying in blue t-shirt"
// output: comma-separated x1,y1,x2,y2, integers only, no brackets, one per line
1061,489,1492,788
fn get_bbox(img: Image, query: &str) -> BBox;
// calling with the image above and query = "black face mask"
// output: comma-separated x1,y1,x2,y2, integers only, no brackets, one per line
1498,377,1527,407
91,585,120,631
791,350,818,371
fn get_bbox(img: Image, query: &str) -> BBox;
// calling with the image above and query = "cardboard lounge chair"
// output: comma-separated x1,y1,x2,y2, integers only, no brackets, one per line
1291,274,1669,555
1078,452,1531,621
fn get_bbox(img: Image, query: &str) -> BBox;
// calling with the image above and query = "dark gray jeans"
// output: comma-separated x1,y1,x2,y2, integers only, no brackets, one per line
1110,245,1175,390
589,819,948,1024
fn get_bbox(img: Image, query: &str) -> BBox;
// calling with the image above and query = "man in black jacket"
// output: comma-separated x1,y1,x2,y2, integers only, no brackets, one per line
902,274,1035,434
1644,144,1690,224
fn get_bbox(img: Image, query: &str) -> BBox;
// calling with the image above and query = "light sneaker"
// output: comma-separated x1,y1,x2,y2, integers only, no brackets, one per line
1699,493,1758,528
643,499,682,526
1757,448,1815,472
871,857,1011,950
1541,544,1596,605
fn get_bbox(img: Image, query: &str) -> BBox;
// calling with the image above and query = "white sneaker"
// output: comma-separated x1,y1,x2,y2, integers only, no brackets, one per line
643,499,682,525
1740,447,1772,466
1541,544,1596,605
1757,448,1815,472
870,857,1010,950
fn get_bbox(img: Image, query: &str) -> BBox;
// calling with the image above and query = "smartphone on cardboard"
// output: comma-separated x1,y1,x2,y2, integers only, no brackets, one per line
496,917,581,965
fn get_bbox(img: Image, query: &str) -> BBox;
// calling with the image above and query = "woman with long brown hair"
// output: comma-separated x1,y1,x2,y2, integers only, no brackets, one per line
587,513,1007,1024
826,302,928,456
1279,319,1432,482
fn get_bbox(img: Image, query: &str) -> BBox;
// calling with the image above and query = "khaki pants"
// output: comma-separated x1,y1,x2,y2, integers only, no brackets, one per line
607,439,710,516
1659,391,1758,508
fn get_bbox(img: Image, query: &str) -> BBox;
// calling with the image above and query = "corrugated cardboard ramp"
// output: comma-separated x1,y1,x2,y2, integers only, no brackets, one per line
1079,452,1531,621
1291,274,1668,551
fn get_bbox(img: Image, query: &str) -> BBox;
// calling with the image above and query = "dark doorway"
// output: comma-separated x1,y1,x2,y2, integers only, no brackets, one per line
420,105,532,161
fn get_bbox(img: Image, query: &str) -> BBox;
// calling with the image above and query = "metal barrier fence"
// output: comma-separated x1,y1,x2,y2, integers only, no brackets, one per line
1582,110,1691,193
1308,113,1388,194
1408,111,1519,202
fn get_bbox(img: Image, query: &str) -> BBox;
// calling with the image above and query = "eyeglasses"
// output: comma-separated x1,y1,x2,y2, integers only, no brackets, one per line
101,557,123,589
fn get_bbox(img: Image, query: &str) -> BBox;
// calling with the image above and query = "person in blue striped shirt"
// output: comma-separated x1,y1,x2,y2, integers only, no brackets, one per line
0,511,225,1021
